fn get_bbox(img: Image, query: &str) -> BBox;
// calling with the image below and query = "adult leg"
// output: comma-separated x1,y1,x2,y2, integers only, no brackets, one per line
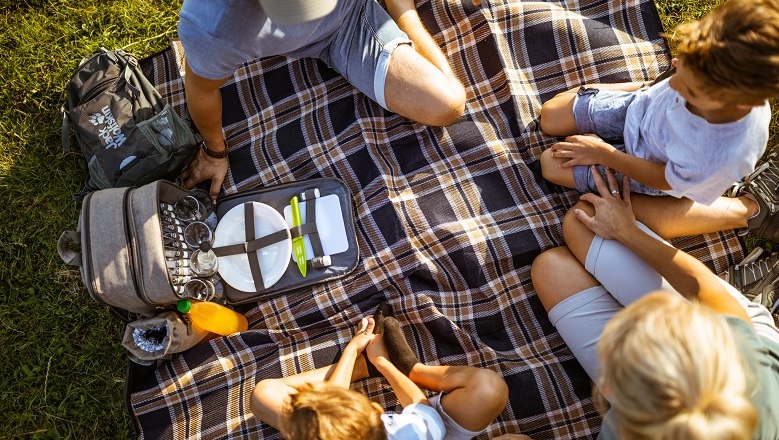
383,0,466,126
530,246,621,382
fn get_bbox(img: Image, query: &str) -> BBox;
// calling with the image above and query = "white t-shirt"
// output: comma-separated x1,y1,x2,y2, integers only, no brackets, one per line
382,403,446,440
623,79,771,205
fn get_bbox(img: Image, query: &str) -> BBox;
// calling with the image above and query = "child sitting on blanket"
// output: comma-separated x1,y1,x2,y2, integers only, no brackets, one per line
250,304,509,440
538,0,779,206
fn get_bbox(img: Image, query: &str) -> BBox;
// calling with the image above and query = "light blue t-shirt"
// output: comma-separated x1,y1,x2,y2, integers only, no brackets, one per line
178,0,360,80
623,79,770,205
382,403,446,440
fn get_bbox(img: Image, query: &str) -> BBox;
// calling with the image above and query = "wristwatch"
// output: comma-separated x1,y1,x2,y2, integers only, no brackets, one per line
201,141,228,159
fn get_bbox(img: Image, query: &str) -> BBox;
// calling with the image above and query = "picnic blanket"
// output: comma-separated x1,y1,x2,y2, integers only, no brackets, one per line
127,0,746,438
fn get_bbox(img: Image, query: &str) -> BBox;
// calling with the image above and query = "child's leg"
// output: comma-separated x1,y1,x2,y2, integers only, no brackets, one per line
630,193,757,238
379,318,508,433
539,88,580,136
408,364,509,433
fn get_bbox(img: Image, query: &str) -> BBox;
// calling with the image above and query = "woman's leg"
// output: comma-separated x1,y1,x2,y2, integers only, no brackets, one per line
531,247,621,383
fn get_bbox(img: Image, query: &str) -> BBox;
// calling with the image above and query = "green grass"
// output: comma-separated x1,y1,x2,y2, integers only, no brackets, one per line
0,0,774,438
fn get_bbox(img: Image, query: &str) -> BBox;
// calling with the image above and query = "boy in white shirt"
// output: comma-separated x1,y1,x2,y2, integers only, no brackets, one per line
539,0,779,241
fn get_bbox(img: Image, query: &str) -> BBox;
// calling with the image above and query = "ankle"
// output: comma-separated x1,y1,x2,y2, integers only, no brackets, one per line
741,194,761,219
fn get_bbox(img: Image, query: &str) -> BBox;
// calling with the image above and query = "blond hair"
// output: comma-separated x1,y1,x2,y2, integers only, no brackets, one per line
597,292,757,440
283,383,386,440
672,0,779,105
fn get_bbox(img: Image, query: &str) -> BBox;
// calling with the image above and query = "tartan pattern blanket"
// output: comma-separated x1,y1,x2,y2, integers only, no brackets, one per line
128,0,746,438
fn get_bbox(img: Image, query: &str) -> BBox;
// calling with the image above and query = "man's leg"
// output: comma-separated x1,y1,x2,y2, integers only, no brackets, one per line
383,0,466,126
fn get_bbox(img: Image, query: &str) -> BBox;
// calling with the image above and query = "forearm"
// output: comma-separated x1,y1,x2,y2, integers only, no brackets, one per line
184,65,228,151
327,346,360,388
391,9,453,77
601,150,671,190
374,357,428,407
580,81,649,93
617,226,750,321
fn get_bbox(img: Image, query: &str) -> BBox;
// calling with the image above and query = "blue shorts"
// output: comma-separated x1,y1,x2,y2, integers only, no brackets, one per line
571,87,664,196
317,0,412,110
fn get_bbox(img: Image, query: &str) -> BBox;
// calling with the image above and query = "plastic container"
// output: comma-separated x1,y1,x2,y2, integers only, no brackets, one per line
176,299,248,336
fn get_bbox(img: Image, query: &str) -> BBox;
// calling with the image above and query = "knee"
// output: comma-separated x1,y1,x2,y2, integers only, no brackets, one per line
562,202,593,245
539,148,567,186
466,368,509,416
531,247,573,311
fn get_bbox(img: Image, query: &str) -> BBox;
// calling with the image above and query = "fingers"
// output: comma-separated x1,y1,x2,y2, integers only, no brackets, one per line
573,208,596,230
590,166,610,197
605,168,619,194
209,176,222,202
622,175,632,207
364,317,375,335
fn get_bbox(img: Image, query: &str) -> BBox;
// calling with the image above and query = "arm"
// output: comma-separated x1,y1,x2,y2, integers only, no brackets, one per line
366,335,429,407
327,317,377,388
574,168,750,321
180,64,231,200
551,135,672,190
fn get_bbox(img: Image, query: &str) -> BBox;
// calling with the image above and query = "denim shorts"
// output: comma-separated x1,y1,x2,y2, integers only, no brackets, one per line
317,0,412,110
571,87,664,196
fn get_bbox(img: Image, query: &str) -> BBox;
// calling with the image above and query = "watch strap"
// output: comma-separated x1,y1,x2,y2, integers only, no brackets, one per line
201,142,228,159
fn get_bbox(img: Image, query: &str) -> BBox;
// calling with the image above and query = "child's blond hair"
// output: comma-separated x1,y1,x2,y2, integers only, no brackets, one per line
283,382,386,440
597,292,757,440
673,0,779,105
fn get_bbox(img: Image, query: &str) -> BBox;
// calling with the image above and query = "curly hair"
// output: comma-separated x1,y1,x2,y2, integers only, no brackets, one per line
672,0,779,105
283,383,386,440
597,292,757,440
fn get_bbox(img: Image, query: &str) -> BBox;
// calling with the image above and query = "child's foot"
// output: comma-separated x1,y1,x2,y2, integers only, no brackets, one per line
383,317,421,376
731,149,779,241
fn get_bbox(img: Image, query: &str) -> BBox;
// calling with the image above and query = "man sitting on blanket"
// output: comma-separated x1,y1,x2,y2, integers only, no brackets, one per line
250,304,509,439
178,0,468,199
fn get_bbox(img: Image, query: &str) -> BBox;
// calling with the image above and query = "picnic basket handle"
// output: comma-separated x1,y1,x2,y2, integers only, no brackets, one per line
58,230,82,267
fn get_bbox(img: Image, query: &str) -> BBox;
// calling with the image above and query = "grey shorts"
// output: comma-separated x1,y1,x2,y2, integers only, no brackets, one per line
317,0,412,110
547,222,779,384
570,87,664,196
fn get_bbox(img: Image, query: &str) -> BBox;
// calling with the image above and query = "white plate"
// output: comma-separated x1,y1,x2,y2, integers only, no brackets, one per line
214,202,291,292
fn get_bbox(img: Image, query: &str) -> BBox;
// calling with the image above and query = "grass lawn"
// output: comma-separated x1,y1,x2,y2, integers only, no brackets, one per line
0,0,774,438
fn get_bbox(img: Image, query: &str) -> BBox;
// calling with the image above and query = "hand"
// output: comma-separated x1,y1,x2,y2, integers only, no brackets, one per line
346,317,376,354
179,146,228,201
550,134,616,168
574,167,637,241
365,333,390,365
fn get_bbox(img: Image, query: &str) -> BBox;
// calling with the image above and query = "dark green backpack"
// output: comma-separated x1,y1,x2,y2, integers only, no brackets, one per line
61,48,200,192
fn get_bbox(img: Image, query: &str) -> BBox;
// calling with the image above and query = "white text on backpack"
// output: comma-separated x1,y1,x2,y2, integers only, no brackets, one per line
89,106,127,149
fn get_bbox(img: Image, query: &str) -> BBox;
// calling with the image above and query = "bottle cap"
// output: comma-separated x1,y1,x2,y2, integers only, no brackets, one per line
177,299,192,313
200,242,212,252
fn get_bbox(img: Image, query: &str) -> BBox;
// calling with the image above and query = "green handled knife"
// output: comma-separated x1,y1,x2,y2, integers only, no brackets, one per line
290,196,307,277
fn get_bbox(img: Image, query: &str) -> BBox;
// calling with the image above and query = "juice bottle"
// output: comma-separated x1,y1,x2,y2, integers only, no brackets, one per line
176,299,248,336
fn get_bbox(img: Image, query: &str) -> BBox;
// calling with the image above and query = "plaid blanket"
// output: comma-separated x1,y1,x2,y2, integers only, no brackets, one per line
129,0,745,438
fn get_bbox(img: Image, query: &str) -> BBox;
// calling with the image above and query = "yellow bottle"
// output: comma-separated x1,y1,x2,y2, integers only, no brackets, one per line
176,299,248,336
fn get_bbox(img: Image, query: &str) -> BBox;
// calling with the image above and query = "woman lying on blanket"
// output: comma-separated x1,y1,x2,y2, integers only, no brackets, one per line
250,306,509,440
531,168,779,439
